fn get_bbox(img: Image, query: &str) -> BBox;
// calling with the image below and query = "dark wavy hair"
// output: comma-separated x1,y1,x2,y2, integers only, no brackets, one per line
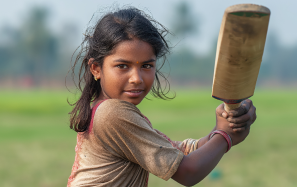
69,7,173,132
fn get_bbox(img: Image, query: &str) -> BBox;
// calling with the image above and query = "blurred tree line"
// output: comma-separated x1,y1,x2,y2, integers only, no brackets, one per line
0,3,296,88
0,7,77,87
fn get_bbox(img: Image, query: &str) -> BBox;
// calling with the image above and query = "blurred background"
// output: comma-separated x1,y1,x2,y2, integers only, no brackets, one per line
0,0,296,186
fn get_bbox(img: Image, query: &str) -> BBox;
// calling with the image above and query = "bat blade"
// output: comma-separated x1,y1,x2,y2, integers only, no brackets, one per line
212,4,270,111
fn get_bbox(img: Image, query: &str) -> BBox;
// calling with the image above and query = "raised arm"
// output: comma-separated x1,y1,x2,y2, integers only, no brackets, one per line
172,99,256,186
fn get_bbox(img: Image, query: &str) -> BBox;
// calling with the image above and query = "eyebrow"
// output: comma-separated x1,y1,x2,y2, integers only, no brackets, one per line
113,58,156,64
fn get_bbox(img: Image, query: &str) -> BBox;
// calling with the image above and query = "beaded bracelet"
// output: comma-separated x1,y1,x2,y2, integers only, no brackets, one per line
208,130,232,153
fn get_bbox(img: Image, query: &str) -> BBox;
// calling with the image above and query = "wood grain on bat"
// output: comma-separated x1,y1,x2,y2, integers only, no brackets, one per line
212,4,270,106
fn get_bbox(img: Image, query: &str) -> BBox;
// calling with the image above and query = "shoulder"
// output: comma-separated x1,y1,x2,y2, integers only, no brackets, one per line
93,99,147,132
97,99,141,117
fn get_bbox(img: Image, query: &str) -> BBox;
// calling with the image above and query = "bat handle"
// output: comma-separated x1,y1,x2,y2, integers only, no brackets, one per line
224,102,242,112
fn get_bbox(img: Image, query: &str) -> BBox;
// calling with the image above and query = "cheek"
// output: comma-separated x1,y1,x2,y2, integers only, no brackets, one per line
146,71,155,86
103,69,128,88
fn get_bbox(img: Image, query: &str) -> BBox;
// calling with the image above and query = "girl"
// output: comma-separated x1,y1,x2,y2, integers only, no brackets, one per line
67,7,256,187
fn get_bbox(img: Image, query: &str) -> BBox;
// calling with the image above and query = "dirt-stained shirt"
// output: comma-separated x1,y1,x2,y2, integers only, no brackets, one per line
67,99,200,187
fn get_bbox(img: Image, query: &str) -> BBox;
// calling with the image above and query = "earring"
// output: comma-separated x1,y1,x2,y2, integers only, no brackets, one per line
94,76,97,81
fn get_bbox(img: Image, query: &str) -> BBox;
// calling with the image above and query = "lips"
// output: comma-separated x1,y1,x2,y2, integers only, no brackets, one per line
124,89,144,97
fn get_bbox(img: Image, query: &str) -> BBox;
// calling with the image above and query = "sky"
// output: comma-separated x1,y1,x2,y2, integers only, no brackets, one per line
1,0,296,53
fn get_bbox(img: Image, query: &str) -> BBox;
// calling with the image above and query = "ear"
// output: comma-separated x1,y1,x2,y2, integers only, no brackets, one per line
89,58,101,80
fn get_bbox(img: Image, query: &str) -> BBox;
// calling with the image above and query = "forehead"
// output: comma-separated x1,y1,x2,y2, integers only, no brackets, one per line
108,39,156,61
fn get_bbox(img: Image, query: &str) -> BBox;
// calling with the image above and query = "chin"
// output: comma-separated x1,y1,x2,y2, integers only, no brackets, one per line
125,98,143,105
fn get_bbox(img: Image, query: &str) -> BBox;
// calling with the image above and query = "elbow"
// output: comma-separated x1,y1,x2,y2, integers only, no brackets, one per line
178,174,202,186
182,167,203,186
172,156,203,186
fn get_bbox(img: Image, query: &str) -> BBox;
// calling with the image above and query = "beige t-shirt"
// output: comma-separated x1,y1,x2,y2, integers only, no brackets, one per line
67,99,200,187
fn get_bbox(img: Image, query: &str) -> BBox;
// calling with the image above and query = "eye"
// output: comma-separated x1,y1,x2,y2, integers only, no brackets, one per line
116,64,128,69
142,64,153,69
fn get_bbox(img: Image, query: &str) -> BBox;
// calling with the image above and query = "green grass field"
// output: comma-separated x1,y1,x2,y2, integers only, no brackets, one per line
1,89,296,187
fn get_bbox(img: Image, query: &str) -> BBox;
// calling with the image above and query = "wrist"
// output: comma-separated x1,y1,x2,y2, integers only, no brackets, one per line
209,130,232,152
211,134,228,152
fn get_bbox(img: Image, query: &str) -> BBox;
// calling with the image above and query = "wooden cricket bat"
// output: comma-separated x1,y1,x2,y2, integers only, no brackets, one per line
212,4,270,112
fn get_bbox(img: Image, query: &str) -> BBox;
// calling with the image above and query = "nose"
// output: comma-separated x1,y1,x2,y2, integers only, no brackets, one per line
129,68,143,85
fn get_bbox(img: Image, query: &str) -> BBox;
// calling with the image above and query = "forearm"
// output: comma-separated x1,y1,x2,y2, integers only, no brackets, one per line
197,126,217,148
172,134,227,186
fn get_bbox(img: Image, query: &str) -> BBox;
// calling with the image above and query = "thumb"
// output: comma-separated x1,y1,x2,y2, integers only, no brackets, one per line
216,103,228,118
222,111,228,118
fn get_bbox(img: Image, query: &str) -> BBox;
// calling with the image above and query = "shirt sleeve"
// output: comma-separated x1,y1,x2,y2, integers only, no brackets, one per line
93,99,184,181
154,129,201,156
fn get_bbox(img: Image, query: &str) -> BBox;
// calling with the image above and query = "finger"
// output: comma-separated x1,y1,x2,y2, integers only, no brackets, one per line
222,111,228,118
228,99,252,117
216,103,229,118
227,113,250,123
232,127,246,132
233,124,251,133
229,122,248,129
251,108,257,124
252,112,257,123
248,110,257,127
247,105,256,126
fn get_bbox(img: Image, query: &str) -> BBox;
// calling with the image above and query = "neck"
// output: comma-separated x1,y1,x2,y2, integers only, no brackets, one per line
92,91,110,108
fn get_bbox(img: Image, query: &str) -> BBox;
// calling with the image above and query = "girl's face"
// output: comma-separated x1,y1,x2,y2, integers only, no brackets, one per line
91,38,156,105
